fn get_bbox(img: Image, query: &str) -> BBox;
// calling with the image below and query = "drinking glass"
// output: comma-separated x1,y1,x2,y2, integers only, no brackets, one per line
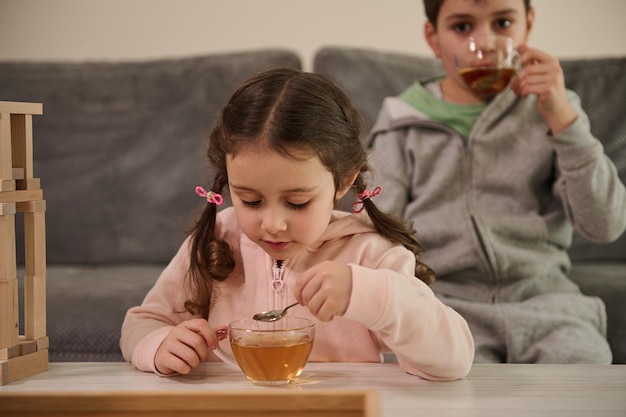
455,35,519,99
216,317,315,386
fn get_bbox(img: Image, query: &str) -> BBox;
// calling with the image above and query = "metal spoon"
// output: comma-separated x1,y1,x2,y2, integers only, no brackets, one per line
252,302,298,322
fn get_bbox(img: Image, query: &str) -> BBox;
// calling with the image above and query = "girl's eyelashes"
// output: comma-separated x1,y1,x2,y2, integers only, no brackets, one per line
287,201,310,210
239,199,311,210
241,199,261,208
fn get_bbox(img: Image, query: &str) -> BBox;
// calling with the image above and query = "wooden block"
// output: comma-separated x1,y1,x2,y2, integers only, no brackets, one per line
0,279,19,349
0,201,16,215
24,209,46,278
18,337,37,356
24,208,47,280
0,388,379,416
0,101,43,115
11,167,24,180
0,179,16,192
10,114,34,180
24,275,46,340
16,177,40,190
0,213,17,282
6,337,50,356
0,112,12,180
0,348,48,385
16,199,45,213
35,336,49,351
0,344,20,361
0,188,43,203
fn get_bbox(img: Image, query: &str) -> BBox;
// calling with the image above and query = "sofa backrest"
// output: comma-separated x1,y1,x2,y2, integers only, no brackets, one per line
0,50,301,264
314,46,626,262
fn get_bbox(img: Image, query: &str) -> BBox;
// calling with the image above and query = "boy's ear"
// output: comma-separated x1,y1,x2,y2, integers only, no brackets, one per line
525,6,535,41
424,21,441,58
335,171,359,201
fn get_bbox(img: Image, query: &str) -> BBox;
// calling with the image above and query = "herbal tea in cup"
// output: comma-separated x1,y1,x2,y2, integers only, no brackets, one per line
455,35,519,100
216,317,314,386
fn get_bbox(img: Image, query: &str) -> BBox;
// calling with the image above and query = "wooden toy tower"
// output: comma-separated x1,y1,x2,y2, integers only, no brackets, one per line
0,101,48,385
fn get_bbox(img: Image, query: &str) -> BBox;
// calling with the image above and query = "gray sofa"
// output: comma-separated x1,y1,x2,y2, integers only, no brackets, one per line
1,46,624,363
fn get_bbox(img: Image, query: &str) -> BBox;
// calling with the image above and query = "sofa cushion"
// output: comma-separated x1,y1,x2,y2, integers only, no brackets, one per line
313,47,444,138
569,263,626,364
313,46,626,262
558,58,626,261
0,50,301,265
19,265,160,361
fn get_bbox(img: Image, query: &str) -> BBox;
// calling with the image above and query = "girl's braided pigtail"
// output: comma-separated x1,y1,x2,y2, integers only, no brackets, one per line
352,174,435,285
185,172,235,317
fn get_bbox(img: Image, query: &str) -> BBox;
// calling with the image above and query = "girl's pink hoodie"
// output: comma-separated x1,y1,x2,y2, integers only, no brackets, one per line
120,208,474,381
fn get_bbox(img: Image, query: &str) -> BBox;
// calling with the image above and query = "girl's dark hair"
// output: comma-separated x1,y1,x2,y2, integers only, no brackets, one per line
424,0,532,28
184,67,435,316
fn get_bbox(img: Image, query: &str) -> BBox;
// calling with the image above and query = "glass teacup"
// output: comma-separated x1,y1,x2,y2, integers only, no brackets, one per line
216,317,315,386
455,34,520,100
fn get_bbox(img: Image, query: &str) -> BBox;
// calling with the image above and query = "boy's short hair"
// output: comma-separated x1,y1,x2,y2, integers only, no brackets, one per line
424,0,532,28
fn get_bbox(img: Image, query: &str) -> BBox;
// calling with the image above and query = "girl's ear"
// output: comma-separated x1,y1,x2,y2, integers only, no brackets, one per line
424,21,441,58
335,171,359,201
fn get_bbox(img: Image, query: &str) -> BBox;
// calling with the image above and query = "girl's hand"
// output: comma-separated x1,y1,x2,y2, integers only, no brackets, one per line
155,318,221,375
510,44,577,136
294,260,352,322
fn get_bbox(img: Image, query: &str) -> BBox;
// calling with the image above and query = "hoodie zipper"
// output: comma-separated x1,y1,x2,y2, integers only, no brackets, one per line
271,259,285,310
465,123,499,301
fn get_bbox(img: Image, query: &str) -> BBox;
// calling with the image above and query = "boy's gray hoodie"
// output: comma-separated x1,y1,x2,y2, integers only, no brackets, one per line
368,84,626,303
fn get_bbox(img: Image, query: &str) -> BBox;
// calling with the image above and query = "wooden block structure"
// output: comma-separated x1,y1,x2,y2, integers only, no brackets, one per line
0,101,49,385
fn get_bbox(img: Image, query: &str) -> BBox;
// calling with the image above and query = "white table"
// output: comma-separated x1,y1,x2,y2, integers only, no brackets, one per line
1,362,625,416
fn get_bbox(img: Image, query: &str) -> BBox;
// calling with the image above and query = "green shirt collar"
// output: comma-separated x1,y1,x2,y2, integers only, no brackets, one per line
399,80,486,138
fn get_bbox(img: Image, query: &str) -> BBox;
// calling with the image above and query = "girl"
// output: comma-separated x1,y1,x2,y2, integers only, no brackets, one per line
120,68,474,381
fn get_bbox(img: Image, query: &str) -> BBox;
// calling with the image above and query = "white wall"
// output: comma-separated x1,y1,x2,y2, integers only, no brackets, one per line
1,0,625,70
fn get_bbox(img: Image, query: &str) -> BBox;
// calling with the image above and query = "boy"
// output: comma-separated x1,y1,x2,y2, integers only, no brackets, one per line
368,0,626,363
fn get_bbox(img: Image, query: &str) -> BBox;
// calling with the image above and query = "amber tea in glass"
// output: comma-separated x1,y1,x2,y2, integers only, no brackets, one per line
455,35,519,100
227,317,314,386
459,66,517,98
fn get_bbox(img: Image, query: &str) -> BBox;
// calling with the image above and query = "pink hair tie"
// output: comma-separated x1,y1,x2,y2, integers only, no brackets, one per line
351,186,382,214
195,186,224,206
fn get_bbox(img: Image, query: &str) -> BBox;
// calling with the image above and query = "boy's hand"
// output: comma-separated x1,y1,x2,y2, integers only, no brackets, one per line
155,318,222,375
510,44,577,136
294,260,352,322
